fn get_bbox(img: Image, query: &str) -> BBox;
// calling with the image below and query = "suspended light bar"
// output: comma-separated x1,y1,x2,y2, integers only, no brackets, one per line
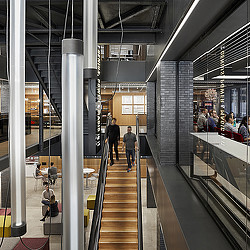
62,39,84,250
9,0,27,236
146,0,200,82
84,0,98,79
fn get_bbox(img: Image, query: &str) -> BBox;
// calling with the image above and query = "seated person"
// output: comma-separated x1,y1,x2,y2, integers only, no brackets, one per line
40,195,59,221
48,162,57,185
197,108,208,132
35,163,46,181
224,113,237,133
41,182,54,206
207,109,217,131
238,116,250,141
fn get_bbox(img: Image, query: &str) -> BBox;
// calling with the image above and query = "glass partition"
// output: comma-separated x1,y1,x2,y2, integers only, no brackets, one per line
0,81,61,158
189,4,250,247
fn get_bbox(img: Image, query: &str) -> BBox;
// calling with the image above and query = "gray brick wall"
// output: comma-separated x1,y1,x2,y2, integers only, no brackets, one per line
151,61,193,167
156,61,177,166
1,83,9,113
147,82,156,136
1,168,10,207
178,61,193,166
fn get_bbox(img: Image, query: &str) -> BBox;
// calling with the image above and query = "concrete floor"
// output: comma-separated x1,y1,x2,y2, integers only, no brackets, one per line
3,176,157,249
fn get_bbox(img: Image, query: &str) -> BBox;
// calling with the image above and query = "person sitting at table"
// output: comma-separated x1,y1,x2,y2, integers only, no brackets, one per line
41,182,55,206
35,163,46,181
40,195,59,221
197,108,208,132
207,109,217,131
224,113,237,133
238,116,250,141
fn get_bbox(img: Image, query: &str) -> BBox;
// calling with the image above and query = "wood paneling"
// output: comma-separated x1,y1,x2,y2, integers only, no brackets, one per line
112,93,146,126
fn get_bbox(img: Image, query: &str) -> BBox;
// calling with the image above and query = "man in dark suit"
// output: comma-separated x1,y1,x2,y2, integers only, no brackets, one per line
105,118,120,166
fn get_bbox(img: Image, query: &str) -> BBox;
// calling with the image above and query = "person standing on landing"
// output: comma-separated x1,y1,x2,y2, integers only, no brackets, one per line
105,118,120,166
122,126,138,172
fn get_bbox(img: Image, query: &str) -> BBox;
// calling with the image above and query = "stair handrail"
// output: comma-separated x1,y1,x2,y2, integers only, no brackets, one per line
136,115,143,250
88,129,109,250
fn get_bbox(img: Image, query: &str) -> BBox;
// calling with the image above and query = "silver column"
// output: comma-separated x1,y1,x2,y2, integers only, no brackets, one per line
62,39,84,250
9,0,26,236
84,0,98,79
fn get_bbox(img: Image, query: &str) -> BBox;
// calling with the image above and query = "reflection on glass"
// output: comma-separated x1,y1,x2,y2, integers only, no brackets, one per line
0,82,62,158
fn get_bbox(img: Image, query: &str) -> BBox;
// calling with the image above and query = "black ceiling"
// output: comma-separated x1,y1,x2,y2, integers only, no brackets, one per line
0,0,167,46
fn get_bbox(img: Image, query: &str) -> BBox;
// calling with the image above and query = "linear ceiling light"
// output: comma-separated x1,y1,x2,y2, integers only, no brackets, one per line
195,55,250,78
194,21,250,63
146,0,200,82
212,75,250,80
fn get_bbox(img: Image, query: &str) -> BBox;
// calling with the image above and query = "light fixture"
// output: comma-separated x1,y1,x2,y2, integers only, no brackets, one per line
212,75,250,80
146,0,200,82
84,0,98,79
9,0,26,236
195,55,250,79
194,22,250,63
62,39,84,249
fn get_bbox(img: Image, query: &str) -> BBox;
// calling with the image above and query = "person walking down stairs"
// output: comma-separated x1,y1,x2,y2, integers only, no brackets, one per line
122,126,138,172
105,118,120,166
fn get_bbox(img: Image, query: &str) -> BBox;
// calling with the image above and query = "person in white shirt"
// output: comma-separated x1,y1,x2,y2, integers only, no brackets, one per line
197,108,208,132
41,182,54,206
224,113,237,133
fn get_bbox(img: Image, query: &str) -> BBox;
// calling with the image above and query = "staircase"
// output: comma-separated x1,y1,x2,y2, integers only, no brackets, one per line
26,47,89,133
99,143,138,249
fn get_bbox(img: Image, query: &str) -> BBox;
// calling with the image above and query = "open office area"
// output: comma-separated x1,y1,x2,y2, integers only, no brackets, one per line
0,0,250,249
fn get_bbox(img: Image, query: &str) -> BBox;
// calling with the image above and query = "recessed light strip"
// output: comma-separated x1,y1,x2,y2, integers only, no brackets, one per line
146,0,201,82
194,21,250,63
195,55,250,79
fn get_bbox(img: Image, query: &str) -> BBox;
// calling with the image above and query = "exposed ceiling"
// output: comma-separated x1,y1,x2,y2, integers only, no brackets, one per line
0,0,166,46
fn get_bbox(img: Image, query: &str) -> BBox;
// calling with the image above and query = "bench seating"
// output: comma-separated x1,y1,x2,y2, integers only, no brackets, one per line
87,195,96,210
0,216,11,237
43,213,62,235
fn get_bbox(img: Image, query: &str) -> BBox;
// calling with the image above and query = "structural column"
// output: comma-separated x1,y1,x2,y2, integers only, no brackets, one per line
62,39,84,250
151,61,193,166
9,0,26,236
156,61,177,165
178,61,193,166
39,83,44,151
88,79,97,155
146,81,156,136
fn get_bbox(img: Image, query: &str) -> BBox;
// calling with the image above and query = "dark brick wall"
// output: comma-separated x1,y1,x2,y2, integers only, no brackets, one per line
147,82,156,136
1,168,10,207
157,61,177,166
178,61,193,166
1,83,9,113
148,61,193,167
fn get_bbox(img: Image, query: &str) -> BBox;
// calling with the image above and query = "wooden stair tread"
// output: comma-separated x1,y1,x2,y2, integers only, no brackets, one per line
99,239,138,243
103,208,137,212
104,200,137,203
105,184,137,187
106,177,136,179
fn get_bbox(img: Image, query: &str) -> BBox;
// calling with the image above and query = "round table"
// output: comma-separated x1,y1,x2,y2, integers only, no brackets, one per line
83,168,95,189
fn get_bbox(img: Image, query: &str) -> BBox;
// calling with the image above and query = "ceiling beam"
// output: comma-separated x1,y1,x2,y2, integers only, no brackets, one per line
31,7,62,37
106,5,152,29
151,6,161,29
0,27,160,34
0,0,166,5
98,9,105,29
34,5,82,24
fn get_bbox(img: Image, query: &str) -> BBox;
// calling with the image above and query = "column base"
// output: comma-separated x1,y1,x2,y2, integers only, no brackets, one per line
11,223,26,237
